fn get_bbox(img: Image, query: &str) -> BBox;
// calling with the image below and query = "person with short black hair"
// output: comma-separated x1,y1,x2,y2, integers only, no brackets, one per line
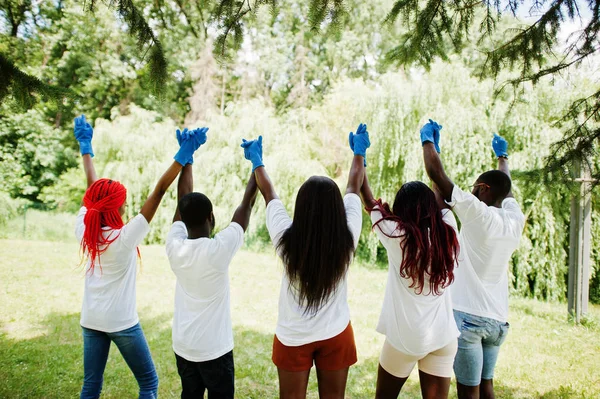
165,129,258,399
73,116,206,399
421,122,525,399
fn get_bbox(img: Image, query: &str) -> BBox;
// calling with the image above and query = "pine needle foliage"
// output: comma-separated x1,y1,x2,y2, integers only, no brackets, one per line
84,0,168,94
384,0,600,182
0,53,71,109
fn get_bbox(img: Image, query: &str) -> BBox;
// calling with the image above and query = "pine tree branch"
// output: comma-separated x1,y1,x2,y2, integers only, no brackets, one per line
0,52,71,109
545,89,600,185
84,0,168,94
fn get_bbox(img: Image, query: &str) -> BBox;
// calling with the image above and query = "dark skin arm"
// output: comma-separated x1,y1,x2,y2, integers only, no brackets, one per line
432,182,451,210
173,164,193,223
231,173,259,231
346,155,365,195
423,142,454,202
82,154,98,188
140,161,183,224
360,172,377,209
254,166,279,206
497,157,514,198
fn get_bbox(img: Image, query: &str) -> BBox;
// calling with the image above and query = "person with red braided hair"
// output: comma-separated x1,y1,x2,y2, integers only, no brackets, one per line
73,115,208,399
349,123,461,399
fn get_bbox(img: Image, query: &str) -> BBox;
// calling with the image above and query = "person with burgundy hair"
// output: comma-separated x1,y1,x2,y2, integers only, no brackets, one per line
353,125,461,399
73,115,207,399
421,120,525,399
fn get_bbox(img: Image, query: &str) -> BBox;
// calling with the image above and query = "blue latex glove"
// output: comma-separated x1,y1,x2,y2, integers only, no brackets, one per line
240,136,264,172
420,119,442,153
74,115,94,157
174,126,209,166
176,128,192,164
348,123,370,166
492,133,508,158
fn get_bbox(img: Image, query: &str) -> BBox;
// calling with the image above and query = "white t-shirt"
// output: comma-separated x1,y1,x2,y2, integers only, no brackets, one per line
166,221,244,362
75,207,150,333
372,206,460,356
266,193,363,347
447,185,526,322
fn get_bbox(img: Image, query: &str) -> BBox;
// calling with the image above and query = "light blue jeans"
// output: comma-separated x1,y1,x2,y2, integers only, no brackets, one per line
80,323,158,399
453,310,510,386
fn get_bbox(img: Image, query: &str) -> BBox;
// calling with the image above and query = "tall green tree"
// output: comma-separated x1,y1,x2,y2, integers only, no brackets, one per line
3,0,597,182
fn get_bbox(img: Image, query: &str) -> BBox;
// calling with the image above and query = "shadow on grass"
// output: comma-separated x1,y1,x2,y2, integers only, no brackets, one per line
0,313,548,399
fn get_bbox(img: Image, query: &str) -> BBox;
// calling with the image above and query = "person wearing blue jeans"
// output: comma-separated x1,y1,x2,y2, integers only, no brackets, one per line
73,115,208,398
81,324,158,399
421,122,525,399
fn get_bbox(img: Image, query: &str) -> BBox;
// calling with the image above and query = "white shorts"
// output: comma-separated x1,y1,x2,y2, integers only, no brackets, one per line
379,338,458,378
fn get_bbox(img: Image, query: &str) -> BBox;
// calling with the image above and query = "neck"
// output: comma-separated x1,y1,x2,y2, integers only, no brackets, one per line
187,226,211,239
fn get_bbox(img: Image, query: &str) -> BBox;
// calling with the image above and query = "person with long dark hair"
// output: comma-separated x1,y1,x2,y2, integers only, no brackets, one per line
73,115,206,399
353,126,461,399
239,126,369,399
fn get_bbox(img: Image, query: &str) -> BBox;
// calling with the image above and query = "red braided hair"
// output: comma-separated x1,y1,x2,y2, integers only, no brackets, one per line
367,181,459,295
81,178,127,273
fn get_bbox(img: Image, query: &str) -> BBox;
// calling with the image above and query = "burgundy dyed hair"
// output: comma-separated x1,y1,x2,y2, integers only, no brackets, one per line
371,181,459,295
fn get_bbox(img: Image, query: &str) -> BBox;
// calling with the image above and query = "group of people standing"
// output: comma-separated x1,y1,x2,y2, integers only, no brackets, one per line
73,114,525,399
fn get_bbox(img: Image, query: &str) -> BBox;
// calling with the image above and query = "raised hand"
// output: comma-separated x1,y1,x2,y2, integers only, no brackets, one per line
420,119,442,153
240,136,264,172
174,126,209,166
74,114,94,157
492,133,508,158
348,123,370,166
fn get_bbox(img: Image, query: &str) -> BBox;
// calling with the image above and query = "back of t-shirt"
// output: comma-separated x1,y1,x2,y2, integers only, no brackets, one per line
447,186,525,322
75,207,150,333
166,221,244,362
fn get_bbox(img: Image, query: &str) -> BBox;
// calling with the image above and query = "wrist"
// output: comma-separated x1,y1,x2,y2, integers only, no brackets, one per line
79,140,94,157
498,154,508,160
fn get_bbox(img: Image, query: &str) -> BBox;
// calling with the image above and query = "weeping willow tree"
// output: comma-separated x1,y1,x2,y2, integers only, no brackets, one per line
1,0,599,182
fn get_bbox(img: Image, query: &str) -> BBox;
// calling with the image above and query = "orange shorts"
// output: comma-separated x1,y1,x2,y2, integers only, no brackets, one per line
272,322,357,372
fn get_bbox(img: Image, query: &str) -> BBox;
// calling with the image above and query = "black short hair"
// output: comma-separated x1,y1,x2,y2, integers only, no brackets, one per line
478,170,512,203
179,192,213,228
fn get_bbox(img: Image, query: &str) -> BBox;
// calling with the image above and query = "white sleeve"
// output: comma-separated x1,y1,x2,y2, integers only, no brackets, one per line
208,222,245,271
266,199,293,248
344,193,363,248
120,214,151,248
501,197,526,234
445,185,492,226
370,205,402,250
441,208,459,234
165,221,188,261
75,207,87,242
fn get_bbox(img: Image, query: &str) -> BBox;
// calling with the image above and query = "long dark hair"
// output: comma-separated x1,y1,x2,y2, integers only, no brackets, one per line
277,176,355,315
372,181,459,295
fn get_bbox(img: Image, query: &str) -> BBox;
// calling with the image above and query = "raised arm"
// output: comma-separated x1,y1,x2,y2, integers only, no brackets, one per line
254,167,279,205
82,154,98,188
241,136,278,205
360,173,377,209
173,164,193,223
140,162,183,223
346,123,369,195
140,126,208,224
231,173,259,231
492,133,513,198
421,120,454,201
73,115,98,188
346,155,365,195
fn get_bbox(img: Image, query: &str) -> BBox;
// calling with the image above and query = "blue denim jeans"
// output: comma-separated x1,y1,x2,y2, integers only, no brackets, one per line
453,310,510,387
80,323,159,399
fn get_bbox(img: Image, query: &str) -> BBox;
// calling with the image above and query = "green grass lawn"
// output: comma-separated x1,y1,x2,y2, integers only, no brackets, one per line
1,239,599,398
